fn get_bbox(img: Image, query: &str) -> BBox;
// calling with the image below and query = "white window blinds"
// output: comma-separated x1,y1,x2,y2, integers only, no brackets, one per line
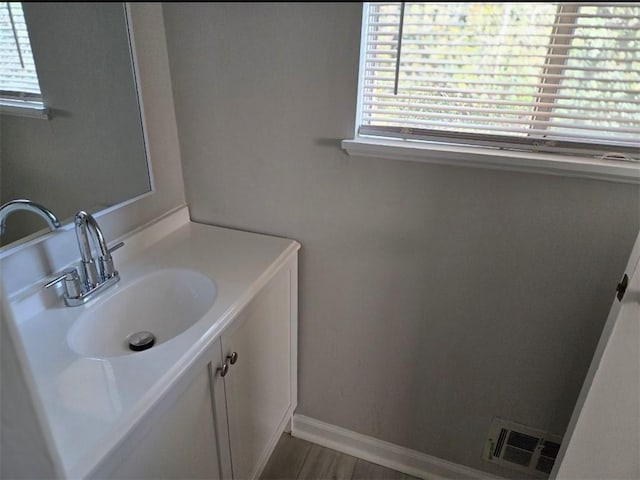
0,2,42,100
358,2,640,159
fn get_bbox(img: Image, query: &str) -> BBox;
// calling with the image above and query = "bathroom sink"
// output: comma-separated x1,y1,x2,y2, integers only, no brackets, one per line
67,268,216,358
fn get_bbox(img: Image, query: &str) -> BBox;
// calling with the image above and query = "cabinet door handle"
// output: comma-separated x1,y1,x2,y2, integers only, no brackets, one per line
616,273,628,301
217,363,229,377
227,352,238,365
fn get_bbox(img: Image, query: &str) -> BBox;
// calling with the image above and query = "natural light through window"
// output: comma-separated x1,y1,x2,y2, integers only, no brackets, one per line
356,2,640,161
0,2,43,104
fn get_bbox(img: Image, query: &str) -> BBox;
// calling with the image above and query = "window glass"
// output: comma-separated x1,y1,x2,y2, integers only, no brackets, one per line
358,3,640,159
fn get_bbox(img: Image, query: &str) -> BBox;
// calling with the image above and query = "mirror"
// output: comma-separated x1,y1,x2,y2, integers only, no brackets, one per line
0,3,151,247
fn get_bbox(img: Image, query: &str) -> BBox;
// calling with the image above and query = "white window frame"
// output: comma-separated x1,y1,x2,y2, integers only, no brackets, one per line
343,3,640,184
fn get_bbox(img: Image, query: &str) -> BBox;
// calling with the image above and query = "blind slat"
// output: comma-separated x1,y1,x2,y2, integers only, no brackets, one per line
363,87,640,103
366,95,640,114
363,114,640,136
364,107,640,128
366,62,637,75
367,48,640,58
369,33,638,42
368,40,637,51
363,76,640,94
365,67,639,81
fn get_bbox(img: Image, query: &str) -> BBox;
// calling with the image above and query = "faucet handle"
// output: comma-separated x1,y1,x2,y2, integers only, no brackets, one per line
99,241,124,280
108,241,124,254
44,267,82,299
44,268,77,288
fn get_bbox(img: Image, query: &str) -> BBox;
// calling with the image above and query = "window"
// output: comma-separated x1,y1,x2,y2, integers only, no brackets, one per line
351,2,640,173
0,2,47,117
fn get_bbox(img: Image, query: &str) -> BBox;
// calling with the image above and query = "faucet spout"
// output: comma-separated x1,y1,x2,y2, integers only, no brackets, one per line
75,211,100,287
75,210,119,287
0,199,61,236
75,211,110,256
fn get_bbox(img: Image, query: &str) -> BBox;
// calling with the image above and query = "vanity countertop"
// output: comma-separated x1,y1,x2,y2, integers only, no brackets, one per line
6,207,299,478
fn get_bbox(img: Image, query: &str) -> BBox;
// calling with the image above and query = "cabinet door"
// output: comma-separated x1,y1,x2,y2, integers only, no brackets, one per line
103,365,222,480
222,267,293,480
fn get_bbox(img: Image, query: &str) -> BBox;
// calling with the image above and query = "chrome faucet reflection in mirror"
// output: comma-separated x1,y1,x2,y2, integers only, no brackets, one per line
0,199,61,236
44,211,124,306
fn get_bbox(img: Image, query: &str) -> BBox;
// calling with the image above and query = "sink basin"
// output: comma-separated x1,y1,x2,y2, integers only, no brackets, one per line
67,269,216,358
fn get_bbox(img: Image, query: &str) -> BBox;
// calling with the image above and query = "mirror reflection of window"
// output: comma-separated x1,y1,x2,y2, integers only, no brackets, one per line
0,3,152,249
0,2,44,107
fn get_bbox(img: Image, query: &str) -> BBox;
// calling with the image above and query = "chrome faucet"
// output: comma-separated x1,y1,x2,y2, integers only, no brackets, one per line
44,211,123,306
75,211,119,287
0,199,61,236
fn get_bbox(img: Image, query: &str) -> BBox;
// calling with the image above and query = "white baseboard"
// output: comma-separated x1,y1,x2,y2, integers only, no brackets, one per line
292,414,505,480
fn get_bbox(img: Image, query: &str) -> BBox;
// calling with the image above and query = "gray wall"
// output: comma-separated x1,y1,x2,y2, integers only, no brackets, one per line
1,3,150,246
162,3,640,476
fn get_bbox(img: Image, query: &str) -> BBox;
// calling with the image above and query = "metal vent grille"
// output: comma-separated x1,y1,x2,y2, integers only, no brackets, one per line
484,418,562,477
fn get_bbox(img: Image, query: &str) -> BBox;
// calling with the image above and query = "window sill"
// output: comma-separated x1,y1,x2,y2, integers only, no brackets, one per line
0,100,50,120
342,137,640,184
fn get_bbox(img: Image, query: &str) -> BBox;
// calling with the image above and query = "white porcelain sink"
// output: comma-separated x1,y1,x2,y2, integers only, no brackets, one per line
67,268,217,358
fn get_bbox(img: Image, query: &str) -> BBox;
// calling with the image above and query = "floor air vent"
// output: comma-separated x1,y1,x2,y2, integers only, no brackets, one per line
484,418,562,477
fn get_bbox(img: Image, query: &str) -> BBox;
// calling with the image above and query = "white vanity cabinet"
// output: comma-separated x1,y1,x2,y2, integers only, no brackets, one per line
94,253,298,480
216,263,296,480
103,366,223,480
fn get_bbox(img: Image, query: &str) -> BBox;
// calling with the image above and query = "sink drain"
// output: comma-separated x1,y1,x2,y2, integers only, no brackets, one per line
128,331,155,351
